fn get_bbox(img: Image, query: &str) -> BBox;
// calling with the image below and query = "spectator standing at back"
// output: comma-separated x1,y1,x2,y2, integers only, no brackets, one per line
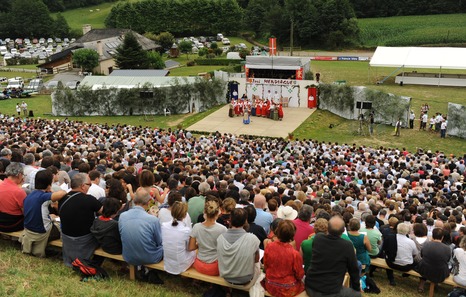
21,101,27,116
21,169,67,257
59,173,102,267
409,110,415,129
119,188,164,284
0,163,27,232
305,216,361,297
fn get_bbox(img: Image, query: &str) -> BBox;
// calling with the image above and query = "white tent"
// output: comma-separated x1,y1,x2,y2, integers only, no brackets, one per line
370,47,466,86
370,46,466,69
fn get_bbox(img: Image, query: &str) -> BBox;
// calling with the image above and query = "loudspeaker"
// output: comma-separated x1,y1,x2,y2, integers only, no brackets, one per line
356,101,372,110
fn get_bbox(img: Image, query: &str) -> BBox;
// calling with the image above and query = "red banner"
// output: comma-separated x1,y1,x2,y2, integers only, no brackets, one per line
269,38,277,56
308,87,317,108
296,67,303,80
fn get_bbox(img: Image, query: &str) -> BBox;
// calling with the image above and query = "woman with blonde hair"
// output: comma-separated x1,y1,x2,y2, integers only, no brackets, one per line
161,201,196,275
188,196,227,276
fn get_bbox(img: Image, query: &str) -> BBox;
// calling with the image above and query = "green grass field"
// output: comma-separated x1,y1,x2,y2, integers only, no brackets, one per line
358,13,466,47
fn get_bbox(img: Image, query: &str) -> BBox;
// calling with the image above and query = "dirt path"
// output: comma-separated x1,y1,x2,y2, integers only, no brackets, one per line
167,113,192,127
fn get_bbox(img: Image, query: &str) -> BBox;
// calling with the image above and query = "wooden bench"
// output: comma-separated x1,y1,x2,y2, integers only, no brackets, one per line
1,230,352,297
371,257,465,297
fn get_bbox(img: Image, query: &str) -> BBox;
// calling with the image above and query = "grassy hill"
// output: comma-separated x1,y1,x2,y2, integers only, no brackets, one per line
358,13,466,47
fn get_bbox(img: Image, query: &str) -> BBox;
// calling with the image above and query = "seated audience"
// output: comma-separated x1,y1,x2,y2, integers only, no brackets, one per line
244,204,267,249
0,163,27,232
119,188,163,284
454,236,466,287
90,198,123,255
162,201,196,275
262,220,305,297
22,169,67,257
305,216,361,297
300,218,328,272
416,228,451,293
59,173,103,267
189,197,227,276
217,208,260,287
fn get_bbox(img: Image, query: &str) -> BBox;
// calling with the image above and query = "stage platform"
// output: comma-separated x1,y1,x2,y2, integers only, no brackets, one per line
187,105,315,138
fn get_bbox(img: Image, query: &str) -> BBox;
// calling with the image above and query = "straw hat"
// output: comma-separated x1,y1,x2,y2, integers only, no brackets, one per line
277,206,298,220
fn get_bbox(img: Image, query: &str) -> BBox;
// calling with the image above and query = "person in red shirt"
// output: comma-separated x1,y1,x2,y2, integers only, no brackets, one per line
0,162,27,232
262,220,305,297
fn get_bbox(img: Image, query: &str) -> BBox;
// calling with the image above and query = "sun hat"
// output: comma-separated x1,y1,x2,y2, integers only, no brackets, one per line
277,206,298,220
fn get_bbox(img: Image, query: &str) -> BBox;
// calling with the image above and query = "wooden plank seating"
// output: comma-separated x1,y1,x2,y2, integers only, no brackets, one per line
1,230,355,297
371,257,466,297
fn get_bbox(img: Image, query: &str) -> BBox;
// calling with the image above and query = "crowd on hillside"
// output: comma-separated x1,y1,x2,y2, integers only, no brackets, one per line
0,114,465,297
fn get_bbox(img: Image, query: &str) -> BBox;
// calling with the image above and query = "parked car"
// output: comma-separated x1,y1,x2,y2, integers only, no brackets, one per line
0,46,7,55
221,38,230,45
216,33,224,41
45,80,59,90
65,80,80,90
7,78,24,89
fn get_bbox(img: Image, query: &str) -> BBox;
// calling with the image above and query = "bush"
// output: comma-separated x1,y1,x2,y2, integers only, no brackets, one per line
206,53,216,59
304,71,314,80
198,48,208,57
186,61,196,67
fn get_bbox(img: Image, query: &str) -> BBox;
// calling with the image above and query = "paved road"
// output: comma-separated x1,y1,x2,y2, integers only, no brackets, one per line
278,50,374,57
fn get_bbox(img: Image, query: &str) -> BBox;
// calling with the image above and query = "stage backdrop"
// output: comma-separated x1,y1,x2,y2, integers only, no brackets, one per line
244,78,308,107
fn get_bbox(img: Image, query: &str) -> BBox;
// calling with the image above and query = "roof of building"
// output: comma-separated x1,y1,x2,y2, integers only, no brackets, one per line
245,56,311,70
109,69,169,77
80,76,199,90
370,46,466,69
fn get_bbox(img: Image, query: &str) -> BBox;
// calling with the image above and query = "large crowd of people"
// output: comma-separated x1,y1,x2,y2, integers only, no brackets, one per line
0,113,465,296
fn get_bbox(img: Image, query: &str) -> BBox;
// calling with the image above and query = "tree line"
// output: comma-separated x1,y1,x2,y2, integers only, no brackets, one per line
0,0,71,38
105,0,359,48
0,0,117,13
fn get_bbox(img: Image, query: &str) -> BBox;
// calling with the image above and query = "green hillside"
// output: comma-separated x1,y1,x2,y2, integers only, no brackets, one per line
359,13,466,47
53,0,140,32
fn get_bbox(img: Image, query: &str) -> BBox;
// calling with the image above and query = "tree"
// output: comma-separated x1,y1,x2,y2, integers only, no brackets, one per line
9,0,55,37
178,40,192,60
147,51,165,69
114,32,149,69
156,32,175,52
72,49,99,72
54,13,70,37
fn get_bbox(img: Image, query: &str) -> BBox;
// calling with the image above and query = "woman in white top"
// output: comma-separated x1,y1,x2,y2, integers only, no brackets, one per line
161,201,196,275
159,192,192,226
188,197,227,276
454,236,466,286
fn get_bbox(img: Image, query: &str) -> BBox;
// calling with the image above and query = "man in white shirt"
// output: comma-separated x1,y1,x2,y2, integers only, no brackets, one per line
87,170,105,199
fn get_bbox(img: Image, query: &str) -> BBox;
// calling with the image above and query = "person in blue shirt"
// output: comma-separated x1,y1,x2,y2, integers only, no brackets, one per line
22,168,67,257
119,188,163,284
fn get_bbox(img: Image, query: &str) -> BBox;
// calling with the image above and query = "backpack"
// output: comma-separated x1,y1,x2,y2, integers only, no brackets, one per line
71,258,109,281
363,276,381,294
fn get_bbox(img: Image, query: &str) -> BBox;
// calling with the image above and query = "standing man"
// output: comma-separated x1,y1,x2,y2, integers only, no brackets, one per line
59,173,102,267
0,163,27,232
440,119,447,138
305,216,361,297
394,119,402,136
21,101,28,116
273,90,280,104
409,110,415,129
217,208,260,287
119,188,164,283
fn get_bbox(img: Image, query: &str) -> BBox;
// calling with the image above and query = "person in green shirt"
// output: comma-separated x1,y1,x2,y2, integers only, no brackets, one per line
360,215,382,257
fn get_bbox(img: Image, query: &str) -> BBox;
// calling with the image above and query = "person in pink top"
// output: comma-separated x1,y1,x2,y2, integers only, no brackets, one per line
292,205,314,251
